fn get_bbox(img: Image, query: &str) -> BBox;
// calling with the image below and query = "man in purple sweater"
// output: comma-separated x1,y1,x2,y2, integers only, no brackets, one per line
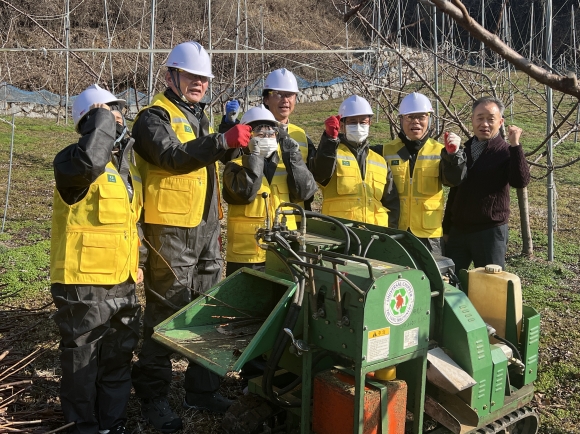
442,96,530,271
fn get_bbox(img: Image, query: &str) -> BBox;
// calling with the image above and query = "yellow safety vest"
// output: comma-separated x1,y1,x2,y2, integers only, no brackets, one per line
226,150,297,263
382,137,444,238
287,123,309,162
320,144,389,226
50,161,143,285
135,93,221,227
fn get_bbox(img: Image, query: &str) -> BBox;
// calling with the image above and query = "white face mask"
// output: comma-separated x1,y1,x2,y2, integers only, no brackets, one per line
345,124,369,144
256,137,279,158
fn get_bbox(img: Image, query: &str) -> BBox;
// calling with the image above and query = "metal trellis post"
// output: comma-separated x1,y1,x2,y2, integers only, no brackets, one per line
432,4,439,135
1,115,15,233
147,0,156,104
65,0,70,124
546,0,554,261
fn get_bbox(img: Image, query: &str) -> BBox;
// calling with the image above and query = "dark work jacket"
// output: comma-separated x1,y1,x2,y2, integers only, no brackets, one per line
223,138,317,206
218,117,240,134
132,89,241,223
54,108,122,204
310,132,400,228
53,107,147,269
442,134,530,233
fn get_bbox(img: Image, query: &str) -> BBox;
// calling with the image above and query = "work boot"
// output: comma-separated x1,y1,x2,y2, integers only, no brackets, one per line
183,391,233,414
141,397,183,433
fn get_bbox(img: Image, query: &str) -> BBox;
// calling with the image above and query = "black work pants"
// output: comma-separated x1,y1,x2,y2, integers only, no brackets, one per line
131,220,223,400
416,236,442,256
444,224,509,272
51,281,140,434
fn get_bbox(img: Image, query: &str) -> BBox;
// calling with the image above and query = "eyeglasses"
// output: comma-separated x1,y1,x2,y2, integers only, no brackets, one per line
402,113,430,122
252,126,277,138
268,91,297,100
176,69,209,83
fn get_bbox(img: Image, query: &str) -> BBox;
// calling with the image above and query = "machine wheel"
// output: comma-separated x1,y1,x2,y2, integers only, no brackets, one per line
222,394,281,434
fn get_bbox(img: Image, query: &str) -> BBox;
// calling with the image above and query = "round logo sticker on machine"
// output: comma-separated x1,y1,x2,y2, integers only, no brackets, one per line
384,279,415,325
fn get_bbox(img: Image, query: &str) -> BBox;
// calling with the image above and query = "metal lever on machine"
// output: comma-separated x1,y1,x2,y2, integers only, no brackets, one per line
262,192,270,230
284,328,310,356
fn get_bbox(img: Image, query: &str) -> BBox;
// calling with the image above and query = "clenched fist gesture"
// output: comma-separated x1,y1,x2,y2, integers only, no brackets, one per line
507,125,522,147
324,115,341,139
444,131,461,154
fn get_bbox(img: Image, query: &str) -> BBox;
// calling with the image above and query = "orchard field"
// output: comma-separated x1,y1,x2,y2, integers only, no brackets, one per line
1,90,579,433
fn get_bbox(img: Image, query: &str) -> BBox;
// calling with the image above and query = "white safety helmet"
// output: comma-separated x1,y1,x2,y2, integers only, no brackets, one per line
263,68,299,93
241,104,277,127
398,92,434,115
72,84,125,132
338,95,374,118
165,41,214,78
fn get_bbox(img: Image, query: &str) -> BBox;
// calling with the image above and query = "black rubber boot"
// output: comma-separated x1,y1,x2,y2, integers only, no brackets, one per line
141,397,183,433
183,392,233,414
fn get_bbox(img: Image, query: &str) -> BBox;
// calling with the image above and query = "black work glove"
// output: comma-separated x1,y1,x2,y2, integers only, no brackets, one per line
279,129,300,154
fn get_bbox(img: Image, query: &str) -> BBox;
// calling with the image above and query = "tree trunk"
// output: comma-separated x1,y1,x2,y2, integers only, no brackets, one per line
517,187,533,257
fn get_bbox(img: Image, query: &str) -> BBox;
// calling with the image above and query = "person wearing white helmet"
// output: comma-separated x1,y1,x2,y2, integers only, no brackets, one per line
222,104,317,276
310,95,399,226
375,92,466,255
262,68,317,210
131,41,252,432
50,84,144,434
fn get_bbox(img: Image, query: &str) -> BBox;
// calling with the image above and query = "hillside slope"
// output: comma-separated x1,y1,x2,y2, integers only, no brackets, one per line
0,0,366,95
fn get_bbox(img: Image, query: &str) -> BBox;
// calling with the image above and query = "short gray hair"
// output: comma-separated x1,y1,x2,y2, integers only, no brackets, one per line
472,96,505,115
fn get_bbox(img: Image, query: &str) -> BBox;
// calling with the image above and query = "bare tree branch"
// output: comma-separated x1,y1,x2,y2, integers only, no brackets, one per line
431,0,580,98
344,0,370,22
0,0,100,82
524,101,579,157
355,11,471,136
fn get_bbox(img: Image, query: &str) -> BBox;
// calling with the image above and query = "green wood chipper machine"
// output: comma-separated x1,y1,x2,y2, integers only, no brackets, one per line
152,203,540,434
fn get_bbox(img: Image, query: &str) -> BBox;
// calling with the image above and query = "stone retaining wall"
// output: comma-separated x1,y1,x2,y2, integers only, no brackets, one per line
0,101,65,119
0,47,434,120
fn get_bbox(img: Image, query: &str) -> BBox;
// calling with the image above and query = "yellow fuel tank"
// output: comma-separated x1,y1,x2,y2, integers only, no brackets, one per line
467,264,523,342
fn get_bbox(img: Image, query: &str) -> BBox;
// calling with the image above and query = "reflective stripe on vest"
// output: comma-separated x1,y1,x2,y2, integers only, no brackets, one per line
320,143,389,226
226,150,297,263
135,93,220,227
288,123,309,161
382,137,444,238
50,161,143,285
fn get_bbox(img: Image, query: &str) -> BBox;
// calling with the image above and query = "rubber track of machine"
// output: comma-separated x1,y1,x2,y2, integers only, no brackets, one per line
471,407,539,434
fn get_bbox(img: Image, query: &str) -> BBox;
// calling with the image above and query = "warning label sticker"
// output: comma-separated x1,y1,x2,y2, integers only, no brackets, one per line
403,327,419,349
367,327,390,362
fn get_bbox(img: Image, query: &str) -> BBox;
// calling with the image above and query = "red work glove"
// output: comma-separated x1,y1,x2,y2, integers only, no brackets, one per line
324,115,341,139
444,131,460,154
223,124,252,148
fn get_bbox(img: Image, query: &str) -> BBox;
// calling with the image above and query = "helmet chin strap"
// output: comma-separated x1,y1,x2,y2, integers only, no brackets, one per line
170,69,189,103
